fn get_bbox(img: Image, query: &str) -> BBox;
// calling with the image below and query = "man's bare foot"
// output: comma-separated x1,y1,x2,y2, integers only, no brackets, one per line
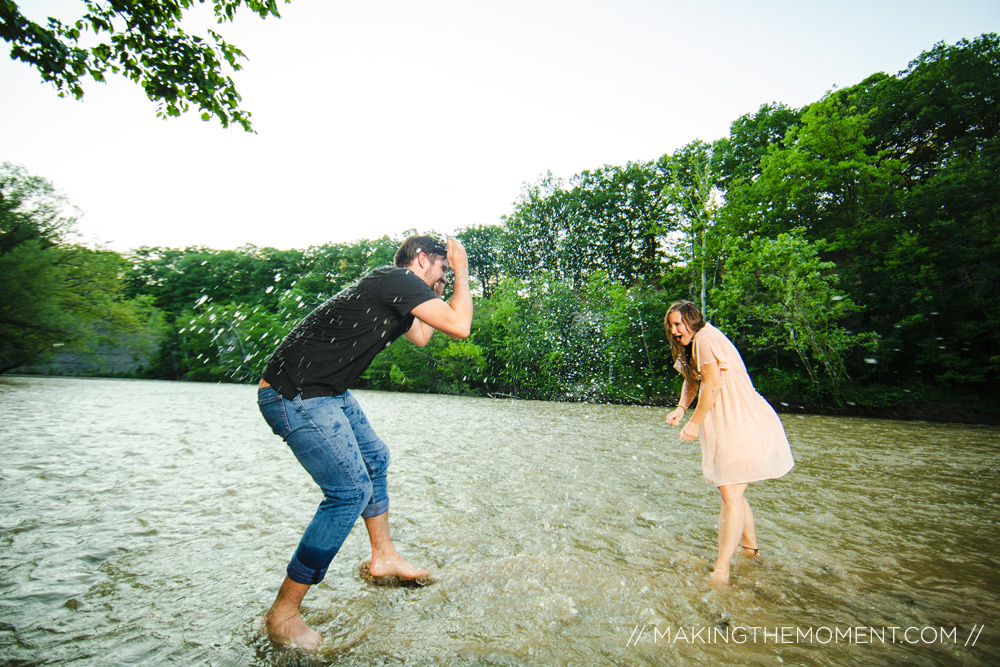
368,553,429,580
264,607,323,651
360,555,431,587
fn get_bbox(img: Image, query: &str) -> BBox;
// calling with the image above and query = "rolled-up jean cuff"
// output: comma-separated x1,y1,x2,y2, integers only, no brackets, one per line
361,498,389,519
287,558,327,585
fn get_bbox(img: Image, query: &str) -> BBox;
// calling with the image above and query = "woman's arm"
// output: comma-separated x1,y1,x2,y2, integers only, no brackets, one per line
665,378,699,426
680,361,721,441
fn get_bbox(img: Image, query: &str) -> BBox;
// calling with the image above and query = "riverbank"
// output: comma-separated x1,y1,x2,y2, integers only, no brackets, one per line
766,398,1000,427
622,395,998,427
9,371,997,426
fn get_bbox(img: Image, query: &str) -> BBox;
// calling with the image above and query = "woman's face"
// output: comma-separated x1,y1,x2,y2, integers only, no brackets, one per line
667,310,694,346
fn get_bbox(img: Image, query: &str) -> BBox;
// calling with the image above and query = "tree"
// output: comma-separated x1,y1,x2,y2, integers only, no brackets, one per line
569,161,672,287
1,0,286,131
0,162,163,373
457,223,505,298
715,230,877,401
862,34,1000,392
501,163,674,290
866,34,1000,184
662,140,724,315
750,89,904,251
171,297,291,381
500,172,572,281
714,102,801,189
125,244,304,313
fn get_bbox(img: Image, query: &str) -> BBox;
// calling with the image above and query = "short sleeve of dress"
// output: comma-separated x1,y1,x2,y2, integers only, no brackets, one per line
693,326,730,373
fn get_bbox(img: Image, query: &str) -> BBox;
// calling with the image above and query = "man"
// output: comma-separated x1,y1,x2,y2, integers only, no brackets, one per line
256,235,472,649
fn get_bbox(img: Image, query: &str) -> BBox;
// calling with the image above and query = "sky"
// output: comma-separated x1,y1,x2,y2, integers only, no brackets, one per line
2,0,998,253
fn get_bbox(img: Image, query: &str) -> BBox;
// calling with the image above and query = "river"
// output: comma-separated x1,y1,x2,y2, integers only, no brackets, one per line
1,376,997,665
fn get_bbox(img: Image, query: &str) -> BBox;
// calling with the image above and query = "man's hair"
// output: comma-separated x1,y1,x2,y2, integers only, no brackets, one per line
394,235,448,267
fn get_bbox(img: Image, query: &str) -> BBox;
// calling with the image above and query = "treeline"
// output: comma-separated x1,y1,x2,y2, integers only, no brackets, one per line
3,35,997,420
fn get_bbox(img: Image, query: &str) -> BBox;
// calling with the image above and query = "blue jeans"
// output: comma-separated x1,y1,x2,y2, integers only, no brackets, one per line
257,386,390,585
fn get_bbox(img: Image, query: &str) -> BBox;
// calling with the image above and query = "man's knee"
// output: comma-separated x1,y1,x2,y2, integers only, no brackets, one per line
365,440,391,480
319,476,373,514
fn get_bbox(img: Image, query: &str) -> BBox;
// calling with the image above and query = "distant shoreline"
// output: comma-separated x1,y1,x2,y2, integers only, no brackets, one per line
6,373,997,426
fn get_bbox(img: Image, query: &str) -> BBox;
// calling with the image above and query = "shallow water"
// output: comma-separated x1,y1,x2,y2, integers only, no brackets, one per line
1,376,997,665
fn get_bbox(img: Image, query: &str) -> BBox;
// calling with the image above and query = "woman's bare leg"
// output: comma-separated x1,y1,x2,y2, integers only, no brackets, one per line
740,497,759,554
710,483,748,586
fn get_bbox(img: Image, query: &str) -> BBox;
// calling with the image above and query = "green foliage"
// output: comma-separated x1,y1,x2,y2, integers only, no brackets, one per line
126,245,303,313
475,272,674,402
714,230,877,403
457,223,505,298
0,162,166,373
714,102,801,189
857,34,1000,392
5,33,998,418
661,140,727,314
168,299,292,381
569,162,673,286
579,273,676,402
500,162,675,289
359,329,486,396
726,89,904,253
483,274,585,399
0,0,286,131
867,34,1000,182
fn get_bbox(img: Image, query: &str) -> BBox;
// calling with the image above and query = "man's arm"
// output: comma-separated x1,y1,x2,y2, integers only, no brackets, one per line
403,315,437,347
405,238,473,346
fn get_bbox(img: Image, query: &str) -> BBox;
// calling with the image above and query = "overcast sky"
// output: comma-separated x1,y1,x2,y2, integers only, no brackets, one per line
2,0,997,252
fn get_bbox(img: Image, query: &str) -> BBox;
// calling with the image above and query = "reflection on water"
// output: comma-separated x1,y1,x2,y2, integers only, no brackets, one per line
1,376,998,665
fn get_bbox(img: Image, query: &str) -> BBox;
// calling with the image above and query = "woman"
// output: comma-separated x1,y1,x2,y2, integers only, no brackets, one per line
664,301,794,586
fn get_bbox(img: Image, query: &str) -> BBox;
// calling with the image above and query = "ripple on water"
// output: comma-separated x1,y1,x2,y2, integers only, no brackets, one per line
0,377,998,666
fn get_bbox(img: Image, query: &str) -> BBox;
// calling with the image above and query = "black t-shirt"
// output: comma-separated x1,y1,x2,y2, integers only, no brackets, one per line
262,266,440,399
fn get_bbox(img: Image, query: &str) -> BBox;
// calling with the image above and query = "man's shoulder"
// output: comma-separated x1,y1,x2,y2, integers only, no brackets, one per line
365,265,420,283
361,266,436,304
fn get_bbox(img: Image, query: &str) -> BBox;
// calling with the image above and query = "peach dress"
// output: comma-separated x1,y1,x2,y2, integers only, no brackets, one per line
674,324,794,487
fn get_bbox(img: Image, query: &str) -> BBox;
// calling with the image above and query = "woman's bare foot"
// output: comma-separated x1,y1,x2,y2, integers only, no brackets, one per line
264,606,322,651
708,570,730,587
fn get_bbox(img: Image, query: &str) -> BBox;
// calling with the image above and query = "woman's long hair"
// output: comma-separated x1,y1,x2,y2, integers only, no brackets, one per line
665,301,707,384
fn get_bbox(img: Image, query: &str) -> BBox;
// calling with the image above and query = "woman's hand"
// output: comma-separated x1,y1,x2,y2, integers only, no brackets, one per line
665,407,685,426
680,420,699,442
